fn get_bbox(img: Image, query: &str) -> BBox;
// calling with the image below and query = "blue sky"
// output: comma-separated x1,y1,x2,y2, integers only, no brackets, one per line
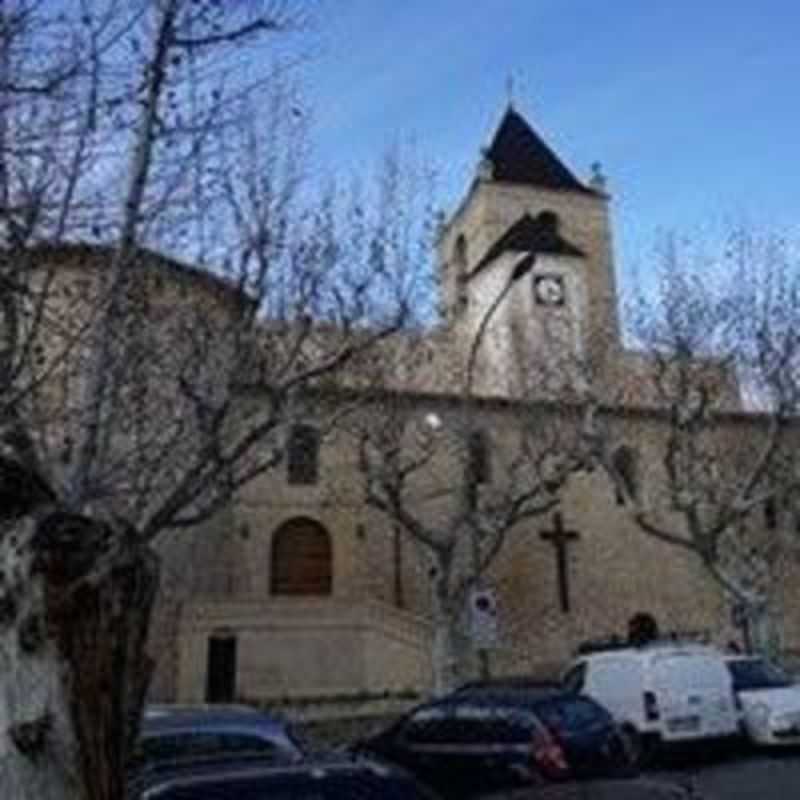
301,0,800,283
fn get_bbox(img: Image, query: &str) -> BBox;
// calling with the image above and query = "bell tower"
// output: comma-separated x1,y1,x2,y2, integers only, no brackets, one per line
438,105,621,395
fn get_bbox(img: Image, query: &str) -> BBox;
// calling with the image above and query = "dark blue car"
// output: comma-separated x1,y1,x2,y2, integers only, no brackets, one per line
139,759,443,800
128,704,307,796
358,687,635,799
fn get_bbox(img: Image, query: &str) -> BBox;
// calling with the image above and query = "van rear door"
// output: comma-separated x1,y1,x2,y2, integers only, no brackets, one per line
583,657,647,731
650,652,738,740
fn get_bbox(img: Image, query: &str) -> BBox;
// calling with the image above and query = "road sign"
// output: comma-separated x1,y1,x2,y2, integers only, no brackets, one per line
469,588,499,648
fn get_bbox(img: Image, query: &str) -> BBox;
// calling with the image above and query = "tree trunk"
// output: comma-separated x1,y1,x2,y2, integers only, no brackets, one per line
0,448,159,800
744,602,781,661
431,615,459,696
430,572,463,695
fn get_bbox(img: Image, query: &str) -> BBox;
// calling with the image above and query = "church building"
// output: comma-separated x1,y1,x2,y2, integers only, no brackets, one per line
152,105,796,711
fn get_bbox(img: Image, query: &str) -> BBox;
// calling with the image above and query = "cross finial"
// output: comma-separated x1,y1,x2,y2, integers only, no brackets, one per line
505,73,515,108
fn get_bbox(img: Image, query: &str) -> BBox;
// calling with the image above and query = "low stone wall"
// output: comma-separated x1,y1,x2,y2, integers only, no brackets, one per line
254,690,421,720
176,599,433,702
252,690,424,749
297,714,404,750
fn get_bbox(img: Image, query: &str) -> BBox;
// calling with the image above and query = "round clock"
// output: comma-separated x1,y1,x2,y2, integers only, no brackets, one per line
534,275,565,306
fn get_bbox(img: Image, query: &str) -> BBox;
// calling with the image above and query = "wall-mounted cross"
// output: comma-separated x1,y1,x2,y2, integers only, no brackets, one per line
539,512,580,613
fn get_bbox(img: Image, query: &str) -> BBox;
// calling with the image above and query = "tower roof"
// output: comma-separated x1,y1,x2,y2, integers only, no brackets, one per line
485,106,592,193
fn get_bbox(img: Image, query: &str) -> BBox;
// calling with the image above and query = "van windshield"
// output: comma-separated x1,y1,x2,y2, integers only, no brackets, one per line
728,658,792,691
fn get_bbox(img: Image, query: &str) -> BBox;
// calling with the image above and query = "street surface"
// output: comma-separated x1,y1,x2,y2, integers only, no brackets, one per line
652,748,800,799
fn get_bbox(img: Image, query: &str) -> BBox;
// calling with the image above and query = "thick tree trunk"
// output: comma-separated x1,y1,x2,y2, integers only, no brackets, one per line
744,602,781,661
430,574,463,695
1,442,159,800
431,616,459,696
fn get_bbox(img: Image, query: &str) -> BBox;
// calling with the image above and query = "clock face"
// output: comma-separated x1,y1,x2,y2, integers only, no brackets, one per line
533,275,565,306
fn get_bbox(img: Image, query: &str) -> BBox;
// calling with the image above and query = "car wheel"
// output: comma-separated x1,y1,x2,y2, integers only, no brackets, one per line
618,724,646,770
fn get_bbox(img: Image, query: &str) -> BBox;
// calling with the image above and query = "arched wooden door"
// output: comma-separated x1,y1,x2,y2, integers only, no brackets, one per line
270,517,332,596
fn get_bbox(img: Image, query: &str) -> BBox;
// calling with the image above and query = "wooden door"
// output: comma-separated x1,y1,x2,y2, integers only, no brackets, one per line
270,517,332,595
205,634,237,703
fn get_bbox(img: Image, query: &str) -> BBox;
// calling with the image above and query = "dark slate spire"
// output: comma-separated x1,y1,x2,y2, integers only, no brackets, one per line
485,106,591,193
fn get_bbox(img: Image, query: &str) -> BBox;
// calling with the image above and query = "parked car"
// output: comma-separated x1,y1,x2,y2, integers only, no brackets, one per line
139,758,443,800
355,686,635,799
562,643,740,762
129,704,307,791
726,654,800,746
455,677,563,693
481,776,702,799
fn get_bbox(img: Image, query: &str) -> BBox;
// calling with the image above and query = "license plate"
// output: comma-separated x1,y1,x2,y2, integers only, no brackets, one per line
667,716,700,732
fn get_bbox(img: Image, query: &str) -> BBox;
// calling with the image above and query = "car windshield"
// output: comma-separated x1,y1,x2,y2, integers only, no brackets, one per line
533,695,611,732
728,658,793,690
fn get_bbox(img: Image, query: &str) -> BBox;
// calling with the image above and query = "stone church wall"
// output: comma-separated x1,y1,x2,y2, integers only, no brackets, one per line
153,390,781,704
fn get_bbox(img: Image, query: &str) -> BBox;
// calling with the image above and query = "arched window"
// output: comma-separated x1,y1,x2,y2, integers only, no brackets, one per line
612,445,638,506
287,424,320,485
537,209,560,231
270,517,332,596
453,234,469,314
454,233,468,270
467,429,491,485
764,498,778,530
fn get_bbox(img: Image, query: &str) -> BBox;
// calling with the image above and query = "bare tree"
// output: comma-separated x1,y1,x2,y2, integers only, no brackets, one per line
596,230,800,657
0,2,424,798
349,275,599,693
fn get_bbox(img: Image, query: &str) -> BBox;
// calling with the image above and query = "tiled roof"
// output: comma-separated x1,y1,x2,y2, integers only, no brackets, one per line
24,241,248,302
469,212,584,279
485,106,592,193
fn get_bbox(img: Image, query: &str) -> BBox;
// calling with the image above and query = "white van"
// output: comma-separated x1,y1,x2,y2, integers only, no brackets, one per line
562,644,740,757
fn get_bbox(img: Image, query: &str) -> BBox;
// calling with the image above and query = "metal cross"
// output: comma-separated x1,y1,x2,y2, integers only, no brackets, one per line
506,73,515,107
539,512,580,613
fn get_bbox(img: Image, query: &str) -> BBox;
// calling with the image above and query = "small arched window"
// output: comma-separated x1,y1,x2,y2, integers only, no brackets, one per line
612,446,638,506
537,210,560,231
270,517,332,596
467,429,491,485
453,234,468,270
764,498,778,530
287,424,320,485
453,234,469,314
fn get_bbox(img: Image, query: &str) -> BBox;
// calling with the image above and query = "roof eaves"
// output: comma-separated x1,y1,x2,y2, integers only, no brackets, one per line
467,213,585,280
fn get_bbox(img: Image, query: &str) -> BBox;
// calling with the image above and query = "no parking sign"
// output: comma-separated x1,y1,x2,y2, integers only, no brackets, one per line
469,587,499,648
